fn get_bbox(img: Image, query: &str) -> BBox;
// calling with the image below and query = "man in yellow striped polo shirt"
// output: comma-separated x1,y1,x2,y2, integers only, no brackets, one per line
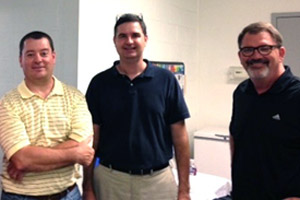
0,31,94,200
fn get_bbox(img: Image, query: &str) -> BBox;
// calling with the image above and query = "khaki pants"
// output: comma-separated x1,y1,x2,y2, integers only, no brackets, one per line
93,164,178,200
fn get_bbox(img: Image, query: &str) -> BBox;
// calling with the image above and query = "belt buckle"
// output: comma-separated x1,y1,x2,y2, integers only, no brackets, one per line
47,189,67,200
47,195,59,200
43,193,62,200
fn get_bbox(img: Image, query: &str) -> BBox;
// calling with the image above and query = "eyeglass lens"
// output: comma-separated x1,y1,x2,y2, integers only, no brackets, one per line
240,45,277,57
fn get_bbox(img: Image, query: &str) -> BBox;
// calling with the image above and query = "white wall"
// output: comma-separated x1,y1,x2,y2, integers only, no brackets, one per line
197,0,300,131
0,0,79,96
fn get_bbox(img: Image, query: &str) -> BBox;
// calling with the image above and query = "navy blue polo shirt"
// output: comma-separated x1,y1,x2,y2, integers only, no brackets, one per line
230,66,300,199
86,60,190,170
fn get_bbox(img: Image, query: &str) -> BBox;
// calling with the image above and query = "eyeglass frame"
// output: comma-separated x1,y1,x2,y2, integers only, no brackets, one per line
239,45,281,57
115,13,143,21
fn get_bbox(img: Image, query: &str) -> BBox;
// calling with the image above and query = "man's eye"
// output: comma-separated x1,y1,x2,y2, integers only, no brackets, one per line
243,48,253,53
26,53,34,57
118,34,126,38
132,33,141,38
41,52,48,57
259,47,270,51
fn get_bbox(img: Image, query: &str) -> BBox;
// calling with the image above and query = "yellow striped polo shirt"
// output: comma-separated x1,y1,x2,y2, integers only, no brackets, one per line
0,77,93,195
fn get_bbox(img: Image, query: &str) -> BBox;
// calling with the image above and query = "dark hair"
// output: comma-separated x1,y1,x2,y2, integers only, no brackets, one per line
238,22,283,49
19,31,54,56
114,13,147,37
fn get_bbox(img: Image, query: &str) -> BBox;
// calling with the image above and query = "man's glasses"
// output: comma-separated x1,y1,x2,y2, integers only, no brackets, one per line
239,45,281,57
116,13,143,21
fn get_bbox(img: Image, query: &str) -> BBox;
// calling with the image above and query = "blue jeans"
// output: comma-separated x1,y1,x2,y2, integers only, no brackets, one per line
1,185,81,200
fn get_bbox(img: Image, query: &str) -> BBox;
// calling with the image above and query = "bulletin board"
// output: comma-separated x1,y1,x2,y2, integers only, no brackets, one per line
151,61,185,93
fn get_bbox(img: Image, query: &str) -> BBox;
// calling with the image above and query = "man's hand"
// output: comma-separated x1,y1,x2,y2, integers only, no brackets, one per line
82,189,97,200
75,136,95,167
178,191,191,200
7,136,94,181
7,162,25,182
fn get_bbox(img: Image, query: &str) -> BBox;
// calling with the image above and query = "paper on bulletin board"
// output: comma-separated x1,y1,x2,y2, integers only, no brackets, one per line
151,61,185,93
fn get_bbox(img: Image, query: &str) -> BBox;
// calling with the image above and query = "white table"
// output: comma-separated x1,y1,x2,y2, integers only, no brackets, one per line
173,169,231,200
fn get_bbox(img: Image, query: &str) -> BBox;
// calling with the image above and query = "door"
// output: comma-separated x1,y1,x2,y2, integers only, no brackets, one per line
272,12,300,76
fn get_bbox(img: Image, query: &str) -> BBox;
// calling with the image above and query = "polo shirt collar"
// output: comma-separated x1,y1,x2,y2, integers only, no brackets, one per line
18,76,64,99
267,65,293,94
112,59,155,78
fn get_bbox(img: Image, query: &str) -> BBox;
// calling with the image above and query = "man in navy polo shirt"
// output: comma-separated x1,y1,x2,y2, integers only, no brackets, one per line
83,13,191,200
230,22,300,199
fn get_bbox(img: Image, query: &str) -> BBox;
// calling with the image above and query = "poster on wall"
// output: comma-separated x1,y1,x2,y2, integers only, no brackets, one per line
151,61,185,93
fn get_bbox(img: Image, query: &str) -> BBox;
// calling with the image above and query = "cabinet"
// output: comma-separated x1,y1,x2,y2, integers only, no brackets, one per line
194,127,231,179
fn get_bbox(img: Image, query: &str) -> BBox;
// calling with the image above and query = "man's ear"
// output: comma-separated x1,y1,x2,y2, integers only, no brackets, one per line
19,56,23,68
52,51,56,64
238,51,242,62
278,46,286,62
113,36,116,46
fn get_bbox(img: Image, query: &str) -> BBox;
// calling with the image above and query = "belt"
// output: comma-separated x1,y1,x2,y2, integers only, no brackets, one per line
100,161,169,175
3,184,77,200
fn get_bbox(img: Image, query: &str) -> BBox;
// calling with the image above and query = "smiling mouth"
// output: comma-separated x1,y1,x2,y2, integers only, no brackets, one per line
32,66,45,71
124,47,136,51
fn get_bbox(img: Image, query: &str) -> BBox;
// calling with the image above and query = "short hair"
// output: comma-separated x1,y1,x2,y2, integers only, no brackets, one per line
114,13,147,37
238,22,283,48
19,31,54,56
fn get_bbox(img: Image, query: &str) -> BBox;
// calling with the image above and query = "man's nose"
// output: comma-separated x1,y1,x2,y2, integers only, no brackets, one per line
34,54,42,62
126,37,133,43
